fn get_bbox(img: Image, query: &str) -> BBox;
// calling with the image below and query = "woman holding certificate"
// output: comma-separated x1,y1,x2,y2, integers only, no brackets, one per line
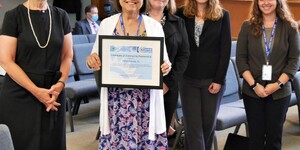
236,0,299,149
86,0,171,149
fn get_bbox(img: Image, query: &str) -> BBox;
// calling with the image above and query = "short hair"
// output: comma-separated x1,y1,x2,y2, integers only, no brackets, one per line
113,0,147,14
85,4,98,14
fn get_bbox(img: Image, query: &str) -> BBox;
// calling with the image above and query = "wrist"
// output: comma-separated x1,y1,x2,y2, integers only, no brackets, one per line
250,81,258,90
276,80,284,89
57,80,65,87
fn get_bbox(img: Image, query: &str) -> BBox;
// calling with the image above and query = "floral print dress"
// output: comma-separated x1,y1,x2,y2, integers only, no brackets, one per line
99,29,168,150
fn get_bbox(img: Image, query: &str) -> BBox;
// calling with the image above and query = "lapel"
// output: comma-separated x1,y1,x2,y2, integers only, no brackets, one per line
84,19,92,34
185,16,212,47
269,18,282,58
163,13,178,39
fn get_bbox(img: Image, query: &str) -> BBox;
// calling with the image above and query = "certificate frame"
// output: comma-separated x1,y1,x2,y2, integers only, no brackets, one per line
98,35,164,89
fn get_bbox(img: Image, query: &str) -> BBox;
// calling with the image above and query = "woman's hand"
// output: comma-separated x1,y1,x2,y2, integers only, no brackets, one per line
254,83,268,98
208,82,221,94
161,60,171,76
86,52,101,70
264,82,280,96
33,87,61,112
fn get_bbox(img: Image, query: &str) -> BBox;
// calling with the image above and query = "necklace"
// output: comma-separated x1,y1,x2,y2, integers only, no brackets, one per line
27,0,52,49
146,12,166,26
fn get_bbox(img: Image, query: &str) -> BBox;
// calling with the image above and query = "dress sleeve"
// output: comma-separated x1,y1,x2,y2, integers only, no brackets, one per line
1,9,18,37
61,10,72,35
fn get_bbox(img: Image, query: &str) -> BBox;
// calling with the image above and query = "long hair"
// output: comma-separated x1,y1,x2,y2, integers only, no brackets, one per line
114,0,147,14
183,0,223,21
249,0,299,37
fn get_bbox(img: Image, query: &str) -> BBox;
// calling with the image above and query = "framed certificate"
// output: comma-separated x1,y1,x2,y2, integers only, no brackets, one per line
98,35,164,89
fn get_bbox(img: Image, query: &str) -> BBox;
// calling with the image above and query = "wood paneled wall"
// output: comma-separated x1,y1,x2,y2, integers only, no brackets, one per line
175,0,300,39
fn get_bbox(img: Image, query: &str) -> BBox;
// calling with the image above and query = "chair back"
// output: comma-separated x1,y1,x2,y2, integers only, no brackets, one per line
222,60,240,104
0,124,14,150
230,41,237,57
292,72,300,101
87,34,97,43
66,62,77,83
72,35,89,45
73,43,95,80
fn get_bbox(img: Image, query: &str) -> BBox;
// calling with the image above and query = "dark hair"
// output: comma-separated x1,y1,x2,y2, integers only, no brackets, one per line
113,0,146,14
85,4,98,14
249,0,298,37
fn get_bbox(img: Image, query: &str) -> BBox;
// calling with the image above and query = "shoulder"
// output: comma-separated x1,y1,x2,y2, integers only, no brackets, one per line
167,13,182,22
143,15,161,28
4,4,23,18
101,13,120,25
222,9,229,16
279,18,298,33
76,19,88,25
51,5,68,16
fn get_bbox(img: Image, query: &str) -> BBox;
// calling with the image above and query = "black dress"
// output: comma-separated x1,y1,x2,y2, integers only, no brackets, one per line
0,4,71,150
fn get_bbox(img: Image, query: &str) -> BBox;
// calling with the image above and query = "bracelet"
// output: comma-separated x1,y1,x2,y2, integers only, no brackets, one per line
250,81,258,90
57,80,65,87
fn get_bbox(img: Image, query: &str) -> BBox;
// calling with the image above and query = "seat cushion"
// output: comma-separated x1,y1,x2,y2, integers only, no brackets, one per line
216,106,247,130
65,79,98,99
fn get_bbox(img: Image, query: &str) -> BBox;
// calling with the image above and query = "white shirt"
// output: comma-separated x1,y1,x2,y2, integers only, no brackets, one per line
92,13,169,140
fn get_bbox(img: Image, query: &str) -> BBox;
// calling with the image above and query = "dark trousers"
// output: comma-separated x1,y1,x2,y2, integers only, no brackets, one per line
164,87,179,130
243,94,290,150
180,77,225,150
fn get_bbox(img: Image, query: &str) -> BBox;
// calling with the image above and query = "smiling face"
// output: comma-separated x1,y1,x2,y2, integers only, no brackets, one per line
119,0,143,13
148,0,168,10
258,0,277,16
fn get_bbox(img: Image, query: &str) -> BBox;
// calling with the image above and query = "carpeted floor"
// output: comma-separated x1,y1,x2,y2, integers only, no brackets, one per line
66,96,300,150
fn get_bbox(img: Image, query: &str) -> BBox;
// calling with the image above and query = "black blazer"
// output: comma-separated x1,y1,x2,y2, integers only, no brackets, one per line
176,8,231,84
163,12,190,91
73,19,101,35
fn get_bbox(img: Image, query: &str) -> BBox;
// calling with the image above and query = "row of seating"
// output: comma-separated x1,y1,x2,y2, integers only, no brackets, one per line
65,34,99,132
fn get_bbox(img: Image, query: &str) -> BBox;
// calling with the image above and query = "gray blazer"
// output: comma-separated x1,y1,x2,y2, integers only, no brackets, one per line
236,18,300,99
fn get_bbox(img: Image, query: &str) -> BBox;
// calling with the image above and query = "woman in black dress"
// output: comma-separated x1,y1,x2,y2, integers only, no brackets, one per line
0,0,73,150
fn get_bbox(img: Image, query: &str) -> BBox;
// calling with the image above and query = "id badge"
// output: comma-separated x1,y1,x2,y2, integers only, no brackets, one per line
262,65,272,81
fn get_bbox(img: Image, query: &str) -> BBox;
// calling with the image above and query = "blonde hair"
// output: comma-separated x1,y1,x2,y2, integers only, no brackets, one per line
183,0,223,21
249,0,299,37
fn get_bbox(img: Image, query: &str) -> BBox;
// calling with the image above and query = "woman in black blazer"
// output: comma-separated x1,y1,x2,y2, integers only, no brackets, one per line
176,0,231,149
236,0,299,149
146,0,190,138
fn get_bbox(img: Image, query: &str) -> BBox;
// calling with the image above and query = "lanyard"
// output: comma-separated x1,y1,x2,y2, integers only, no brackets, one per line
262,18,277,64
120,14,143,36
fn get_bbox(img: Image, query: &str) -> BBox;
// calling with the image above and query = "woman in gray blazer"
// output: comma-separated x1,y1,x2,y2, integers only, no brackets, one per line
236,0,300,149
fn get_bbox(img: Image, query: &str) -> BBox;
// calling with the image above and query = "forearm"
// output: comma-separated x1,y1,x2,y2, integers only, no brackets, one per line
1,61,39,95
242,70,255,86
59,33,73,83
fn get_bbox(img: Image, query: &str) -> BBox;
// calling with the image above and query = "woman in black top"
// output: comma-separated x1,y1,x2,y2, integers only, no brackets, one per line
176,0,231,149
0,0,73,150
146,0,190,137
